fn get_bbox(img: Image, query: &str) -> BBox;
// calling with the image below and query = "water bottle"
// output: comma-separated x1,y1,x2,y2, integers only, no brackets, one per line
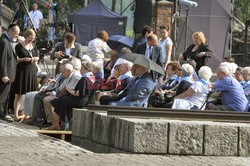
159,93,165,101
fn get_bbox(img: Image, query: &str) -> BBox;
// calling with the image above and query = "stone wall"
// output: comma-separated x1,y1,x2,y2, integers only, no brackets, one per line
72,109,250,156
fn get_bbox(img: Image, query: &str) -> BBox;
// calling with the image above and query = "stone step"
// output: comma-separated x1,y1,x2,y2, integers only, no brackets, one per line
71,109,250,156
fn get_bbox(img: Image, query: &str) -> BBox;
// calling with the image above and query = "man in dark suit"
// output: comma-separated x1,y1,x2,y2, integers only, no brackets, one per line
0,24,20,118
50,32,83,75
135,34,164,81
132,25,153,52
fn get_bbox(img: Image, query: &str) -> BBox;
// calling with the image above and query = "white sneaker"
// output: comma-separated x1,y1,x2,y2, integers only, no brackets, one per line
4,115,14,123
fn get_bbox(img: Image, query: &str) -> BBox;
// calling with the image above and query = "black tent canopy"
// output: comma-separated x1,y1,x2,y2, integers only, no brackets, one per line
68,0,127,46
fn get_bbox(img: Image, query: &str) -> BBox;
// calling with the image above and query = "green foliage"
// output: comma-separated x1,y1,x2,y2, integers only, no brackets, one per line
54,0,84,22
234,0,250,23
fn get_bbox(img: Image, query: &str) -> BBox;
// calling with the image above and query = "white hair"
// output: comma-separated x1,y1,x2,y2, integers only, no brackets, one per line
122,60,133,70
198,66,212,81
81,54,92,63
242,67,250,75
181,63,194,76
69,57,81,70
64,63,74,72
230,63,238,73
217,65,230,75
220,62,235,75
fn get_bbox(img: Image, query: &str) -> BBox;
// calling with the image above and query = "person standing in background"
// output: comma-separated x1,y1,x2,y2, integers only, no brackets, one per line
178,31,213,72
135,34,163,81
132,25,153,52
158,26,173,69
0,24,20,120
50,32,83,75
28,3,43,31
87,30,117,79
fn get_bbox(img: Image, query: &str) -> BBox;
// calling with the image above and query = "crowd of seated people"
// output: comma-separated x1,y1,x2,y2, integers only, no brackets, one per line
98,59,133,105
172,66,212,110
4,26,250,131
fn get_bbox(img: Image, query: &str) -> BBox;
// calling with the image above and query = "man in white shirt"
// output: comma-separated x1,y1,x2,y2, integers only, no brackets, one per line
87,30,117,79
28,3,43,30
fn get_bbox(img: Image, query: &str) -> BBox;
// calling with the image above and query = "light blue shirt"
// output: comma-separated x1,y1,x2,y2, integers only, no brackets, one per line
158,37,173,63
214,76,249,112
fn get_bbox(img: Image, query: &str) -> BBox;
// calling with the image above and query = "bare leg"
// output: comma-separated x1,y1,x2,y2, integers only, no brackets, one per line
14,94,24,119
208,103,216,110
47,111,60,130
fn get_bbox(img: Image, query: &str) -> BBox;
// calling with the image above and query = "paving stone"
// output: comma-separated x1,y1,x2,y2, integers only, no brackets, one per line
71,109,78,136
239,127,250,156
79,110,87,139
92,112,103,143
72,109,81,137
169,122,203,155
3,120,250,165
83,111,94,140
204,125,238,156
100,115,112,146
109,117,117,147
122,119,130,152
128,119,168,154
114,118,122,149
72,109,88,137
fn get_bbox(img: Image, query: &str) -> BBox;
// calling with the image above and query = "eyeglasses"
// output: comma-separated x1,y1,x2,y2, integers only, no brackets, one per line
27,36,36,40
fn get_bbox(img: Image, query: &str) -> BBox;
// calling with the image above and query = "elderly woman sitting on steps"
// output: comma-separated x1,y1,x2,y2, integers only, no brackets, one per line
172,66,213,110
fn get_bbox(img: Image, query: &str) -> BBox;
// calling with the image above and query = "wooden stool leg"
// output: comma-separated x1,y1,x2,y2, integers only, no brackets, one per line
61,134,65,140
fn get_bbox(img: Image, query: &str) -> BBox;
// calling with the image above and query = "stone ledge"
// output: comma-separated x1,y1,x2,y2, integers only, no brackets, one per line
72,109,250,156
71,136,126,153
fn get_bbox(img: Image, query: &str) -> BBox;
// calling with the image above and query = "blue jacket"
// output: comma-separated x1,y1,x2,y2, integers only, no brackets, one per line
111,72,155,107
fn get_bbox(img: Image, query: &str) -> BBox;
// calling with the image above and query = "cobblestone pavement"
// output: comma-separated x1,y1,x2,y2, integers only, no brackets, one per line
1,121,250,166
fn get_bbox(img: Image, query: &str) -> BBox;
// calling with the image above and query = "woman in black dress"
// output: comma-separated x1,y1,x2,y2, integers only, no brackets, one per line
48,62,96,130
13,29,39,121
178,32,213,71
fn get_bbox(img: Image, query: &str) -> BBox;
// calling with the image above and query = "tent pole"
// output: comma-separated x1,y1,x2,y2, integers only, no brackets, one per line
184,5,189,51
0,0,2,35
229,0,234,57
172,0,179,60
120,0,123,14
244,20,249,66
121,1,134,15
112,0,116,12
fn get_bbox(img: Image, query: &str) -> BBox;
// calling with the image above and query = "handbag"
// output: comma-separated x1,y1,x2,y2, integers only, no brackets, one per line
57,87,70,97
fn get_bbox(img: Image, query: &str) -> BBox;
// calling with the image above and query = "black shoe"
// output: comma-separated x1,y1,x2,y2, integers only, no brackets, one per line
42,122,52,128
26,119,42,126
